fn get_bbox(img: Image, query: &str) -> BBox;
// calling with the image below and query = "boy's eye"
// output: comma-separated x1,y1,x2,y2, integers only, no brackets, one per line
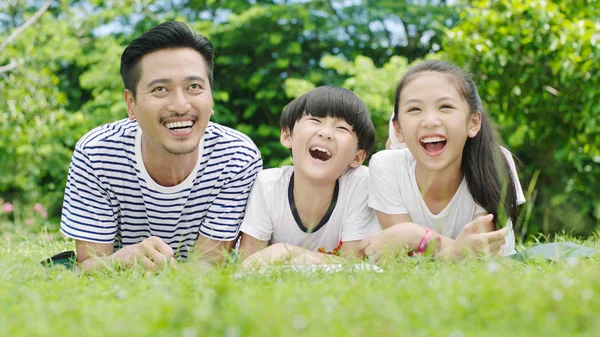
308,117,321,123
337,126,351,133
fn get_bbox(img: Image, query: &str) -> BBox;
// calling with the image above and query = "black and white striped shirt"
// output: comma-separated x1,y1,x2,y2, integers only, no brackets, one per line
60,119,262,259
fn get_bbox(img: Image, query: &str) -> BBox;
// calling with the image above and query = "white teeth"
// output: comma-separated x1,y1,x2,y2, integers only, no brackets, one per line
165,120,194,129
420,136,447,144
310,146,331,156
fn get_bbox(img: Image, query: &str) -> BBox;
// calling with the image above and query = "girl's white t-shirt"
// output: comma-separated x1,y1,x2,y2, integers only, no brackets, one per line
240,165,381,252
368,148,525,255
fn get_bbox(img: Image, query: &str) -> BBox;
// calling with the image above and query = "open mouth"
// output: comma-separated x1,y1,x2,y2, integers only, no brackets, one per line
164,120,195,133
309,146,332,162
420,135,447,154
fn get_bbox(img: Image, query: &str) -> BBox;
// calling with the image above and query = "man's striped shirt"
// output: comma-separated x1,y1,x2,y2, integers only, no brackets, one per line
60,119,262,259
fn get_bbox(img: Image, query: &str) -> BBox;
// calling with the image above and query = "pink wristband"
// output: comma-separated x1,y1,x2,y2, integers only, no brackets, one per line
410,227,441,256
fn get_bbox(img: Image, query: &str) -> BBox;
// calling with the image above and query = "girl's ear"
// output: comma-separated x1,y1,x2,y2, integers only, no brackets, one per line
393,119,405,143
468,111,482,138
349,149,367,168
280,127,292,148
124,90,136,120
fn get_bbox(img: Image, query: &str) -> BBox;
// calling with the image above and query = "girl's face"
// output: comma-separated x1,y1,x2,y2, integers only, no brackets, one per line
394,71,481,173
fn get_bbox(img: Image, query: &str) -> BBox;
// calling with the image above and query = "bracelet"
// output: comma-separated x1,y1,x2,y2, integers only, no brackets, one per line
410,227,441,256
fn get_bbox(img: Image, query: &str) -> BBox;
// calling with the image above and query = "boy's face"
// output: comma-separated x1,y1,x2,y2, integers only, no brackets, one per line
280,115,366,182
125,47,214,158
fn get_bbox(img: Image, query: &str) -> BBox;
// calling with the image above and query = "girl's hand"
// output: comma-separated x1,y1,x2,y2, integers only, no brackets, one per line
358,224,427,263
440,214,508,258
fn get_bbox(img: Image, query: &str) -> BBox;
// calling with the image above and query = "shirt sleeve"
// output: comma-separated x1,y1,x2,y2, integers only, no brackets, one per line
200,149,263,241
500,146,526,205
368,152,409,215
341,168,382,242
60,146,118,243
239,174,274,242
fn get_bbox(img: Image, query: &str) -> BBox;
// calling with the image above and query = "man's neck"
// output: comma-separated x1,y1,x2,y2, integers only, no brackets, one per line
292,171,337,230
141,139,199,187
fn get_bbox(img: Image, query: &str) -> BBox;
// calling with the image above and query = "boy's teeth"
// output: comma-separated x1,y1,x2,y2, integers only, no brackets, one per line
421,136,446,144
310,146,331,156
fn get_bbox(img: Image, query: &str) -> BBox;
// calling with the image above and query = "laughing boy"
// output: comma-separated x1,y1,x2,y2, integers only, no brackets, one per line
238,86,380,268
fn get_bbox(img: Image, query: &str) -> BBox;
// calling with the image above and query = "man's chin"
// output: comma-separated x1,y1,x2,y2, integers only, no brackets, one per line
163,144,199,156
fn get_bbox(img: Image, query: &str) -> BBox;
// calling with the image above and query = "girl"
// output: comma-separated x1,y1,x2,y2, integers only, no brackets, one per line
359,60,525,261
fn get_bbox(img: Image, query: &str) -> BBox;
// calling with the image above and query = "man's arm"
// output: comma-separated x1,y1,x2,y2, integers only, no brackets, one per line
75,237,176,272
195,146,263,263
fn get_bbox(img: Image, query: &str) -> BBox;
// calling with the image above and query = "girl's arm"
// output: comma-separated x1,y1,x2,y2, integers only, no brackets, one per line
359,212,506,262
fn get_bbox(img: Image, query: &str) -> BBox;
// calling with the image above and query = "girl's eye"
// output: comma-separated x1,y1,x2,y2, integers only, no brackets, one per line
308,117,321,123
440,104,454,110
337,126,351,132
407,107,421,113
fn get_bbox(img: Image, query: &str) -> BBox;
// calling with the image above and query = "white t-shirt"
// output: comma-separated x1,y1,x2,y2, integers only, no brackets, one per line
388,113,406,150
240,165,381,252
368,148,525,255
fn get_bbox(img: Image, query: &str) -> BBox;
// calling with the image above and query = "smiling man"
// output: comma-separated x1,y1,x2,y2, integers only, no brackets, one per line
60,22,262,271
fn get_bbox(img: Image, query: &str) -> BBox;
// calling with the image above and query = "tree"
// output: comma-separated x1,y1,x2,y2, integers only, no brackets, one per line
444,0,600,237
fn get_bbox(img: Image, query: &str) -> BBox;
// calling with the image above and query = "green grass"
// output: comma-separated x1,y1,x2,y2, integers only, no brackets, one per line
1,231,600,337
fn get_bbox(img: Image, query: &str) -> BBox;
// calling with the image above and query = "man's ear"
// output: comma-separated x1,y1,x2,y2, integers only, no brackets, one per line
349,149,367,168
468,111,482,138
393,119,405,143
280,127,292,148
124,89,136,120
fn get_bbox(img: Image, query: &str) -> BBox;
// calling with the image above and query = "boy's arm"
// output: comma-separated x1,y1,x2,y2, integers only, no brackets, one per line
238,232,269,262
240,243,342,270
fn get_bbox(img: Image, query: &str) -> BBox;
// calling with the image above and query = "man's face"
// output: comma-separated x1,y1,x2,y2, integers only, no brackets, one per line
125,47,213,157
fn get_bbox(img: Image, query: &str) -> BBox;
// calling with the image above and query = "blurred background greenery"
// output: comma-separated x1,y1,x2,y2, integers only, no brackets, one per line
0,0,598,239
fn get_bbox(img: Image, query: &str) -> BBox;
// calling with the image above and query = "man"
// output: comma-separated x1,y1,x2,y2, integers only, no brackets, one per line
60,21,262,271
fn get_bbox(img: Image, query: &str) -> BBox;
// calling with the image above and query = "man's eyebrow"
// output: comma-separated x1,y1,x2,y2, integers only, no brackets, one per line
185,76,206,84
147,78,172,88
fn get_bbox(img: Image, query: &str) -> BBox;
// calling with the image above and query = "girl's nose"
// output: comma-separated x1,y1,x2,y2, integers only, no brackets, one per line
420,110,442,128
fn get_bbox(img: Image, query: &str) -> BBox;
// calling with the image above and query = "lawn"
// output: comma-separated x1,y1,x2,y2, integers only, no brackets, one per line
1,231,599,337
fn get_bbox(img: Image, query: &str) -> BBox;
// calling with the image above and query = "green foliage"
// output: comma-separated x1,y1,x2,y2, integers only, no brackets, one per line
444,0,600,236
0,1,91,213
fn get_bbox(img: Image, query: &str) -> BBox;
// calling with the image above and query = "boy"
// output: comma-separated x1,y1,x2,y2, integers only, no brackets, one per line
238,86,380,267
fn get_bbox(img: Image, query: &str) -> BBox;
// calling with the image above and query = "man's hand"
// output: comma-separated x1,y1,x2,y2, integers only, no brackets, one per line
111,236,176,270
439,214,508,259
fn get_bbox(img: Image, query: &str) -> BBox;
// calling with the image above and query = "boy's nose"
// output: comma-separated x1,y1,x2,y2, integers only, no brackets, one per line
318,128,333,140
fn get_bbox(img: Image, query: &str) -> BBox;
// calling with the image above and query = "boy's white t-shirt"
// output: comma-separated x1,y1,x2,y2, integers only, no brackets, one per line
368,148,525,255
240,165,381,252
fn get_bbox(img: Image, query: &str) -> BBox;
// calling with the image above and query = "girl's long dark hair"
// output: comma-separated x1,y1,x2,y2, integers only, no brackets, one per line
393,60,519,228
